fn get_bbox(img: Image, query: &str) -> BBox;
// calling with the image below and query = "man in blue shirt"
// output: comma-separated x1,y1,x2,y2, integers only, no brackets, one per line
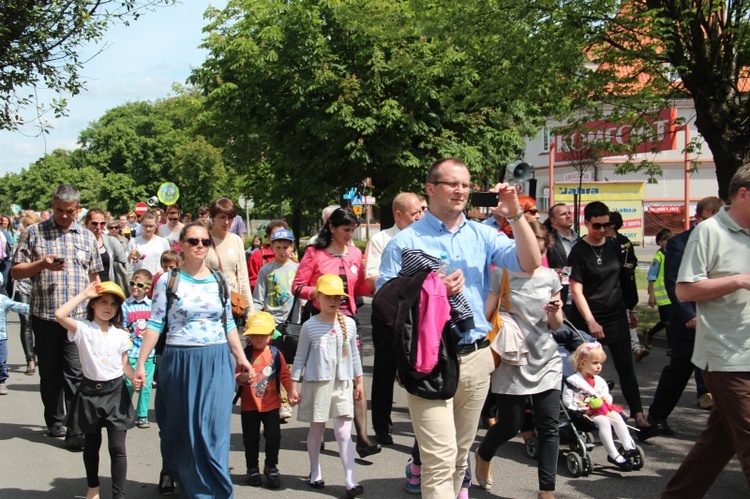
377,158,540,498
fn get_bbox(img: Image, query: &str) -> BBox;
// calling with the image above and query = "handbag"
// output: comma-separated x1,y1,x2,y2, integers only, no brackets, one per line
276,286,305,364
214,250,248,318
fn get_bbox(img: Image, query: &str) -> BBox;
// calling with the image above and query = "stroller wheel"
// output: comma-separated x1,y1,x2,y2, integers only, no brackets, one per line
583,455,593,475
525,435,538,459
619,444,645,471
566,452,584,477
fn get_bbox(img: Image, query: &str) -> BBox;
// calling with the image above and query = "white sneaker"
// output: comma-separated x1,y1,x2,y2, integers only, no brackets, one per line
279,405,293,420
0,383,8,395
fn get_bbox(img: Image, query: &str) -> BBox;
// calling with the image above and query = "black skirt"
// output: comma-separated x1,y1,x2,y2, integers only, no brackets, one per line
67,376,135,434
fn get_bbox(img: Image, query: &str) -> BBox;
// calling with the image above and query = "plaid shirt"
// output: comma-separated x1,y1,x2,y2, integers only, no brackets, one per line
229,215,247,237
13,218,103,320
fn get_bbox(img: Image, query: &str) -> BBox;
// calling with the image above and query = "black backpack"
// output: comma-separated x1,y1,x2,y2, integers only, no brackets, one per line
371,270,459,400
154,267,229,355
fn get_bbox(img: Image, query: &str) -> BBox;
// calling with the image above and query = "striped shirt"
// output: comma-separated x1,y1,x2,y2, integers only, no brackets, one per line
13,218,102,320
122,296,153,358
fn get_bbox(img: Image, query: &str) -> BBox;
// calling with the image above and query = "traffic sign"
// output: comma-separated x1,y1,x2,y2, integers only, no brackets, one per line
352,205,363,216
134,202,148,216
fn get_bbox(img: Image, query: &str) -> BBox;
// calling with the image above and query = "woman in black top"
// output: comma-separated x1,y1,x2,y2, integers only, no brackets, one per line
567,201,653,435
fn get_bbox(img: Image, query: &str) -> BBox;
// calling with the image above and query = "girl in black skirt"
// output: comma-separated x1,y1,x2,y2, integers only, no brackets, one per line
55,281,141,499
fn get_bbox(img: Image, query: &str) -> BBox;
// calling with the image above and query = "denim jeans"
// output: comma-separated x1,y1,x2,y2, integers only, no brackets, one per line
0,339,8,383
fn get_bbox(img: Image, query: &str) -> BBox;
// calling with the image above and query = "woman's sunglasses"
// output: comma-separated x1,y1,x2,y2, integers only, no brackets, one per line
129,280,149,289
185,237,212,247
524,208,539,215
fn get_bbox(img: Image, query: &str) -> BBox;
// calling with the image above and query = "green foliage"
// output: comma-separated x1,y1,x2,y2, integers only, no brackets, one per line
0,1,176,132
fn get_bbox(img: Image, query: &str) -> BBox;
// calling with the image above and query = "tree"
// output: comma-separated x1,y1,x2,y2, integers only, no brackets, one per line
190,0,573,222
0,0,174,132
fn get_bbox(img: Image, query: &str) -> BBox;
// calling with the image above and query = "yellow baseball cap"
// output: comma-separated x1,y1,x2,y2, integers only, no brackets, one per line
244,311,277,336
96,281,126,302
315,274,347,296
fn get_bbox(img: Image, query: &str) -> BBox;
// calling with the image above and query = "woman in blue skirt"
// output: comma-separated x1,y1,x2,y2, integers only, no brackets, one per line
134,221,253,498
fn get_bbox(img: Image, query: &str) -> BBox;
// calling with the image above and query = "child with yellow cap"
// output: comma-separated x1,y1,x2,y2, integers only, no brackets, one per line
237,311,294,489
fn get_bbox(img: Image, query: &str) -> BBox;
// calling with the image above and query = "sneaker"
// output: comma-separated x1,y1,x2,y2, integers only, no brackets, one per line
405,460,421,495
247,468,262,487
634,348,650,362
279,405,293,420
643,332,654,349
0,383,8,395
136,417,151,429
264,466,281,489
158,472,176,495
47,424,66,438
698,393,713,410
64,433,86,451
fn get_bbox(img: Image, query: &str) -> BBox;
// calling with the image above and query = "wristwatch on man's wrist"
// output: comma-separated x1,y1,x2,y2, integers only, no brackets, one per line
505,211,524,224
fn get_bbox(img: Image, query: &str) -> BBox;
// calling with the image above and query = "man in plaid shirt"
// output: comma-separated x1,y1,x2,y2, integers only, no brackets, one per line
12,184,102,448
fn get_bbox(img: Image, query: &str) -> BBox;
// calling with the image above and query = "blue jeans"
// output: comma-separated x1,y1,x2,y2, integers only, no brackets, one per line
0,339,7,383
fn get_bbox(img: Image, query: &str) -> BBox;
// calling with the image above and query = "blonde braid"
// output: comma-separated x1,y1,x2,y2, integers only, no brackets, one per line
336,311,348,358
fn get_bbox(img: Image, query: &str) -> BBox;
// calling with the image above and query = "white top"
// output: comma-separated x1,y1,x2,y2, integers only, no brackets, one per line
127,235,171,274
68,319,131,381
158,223,184,245
364,225,401,279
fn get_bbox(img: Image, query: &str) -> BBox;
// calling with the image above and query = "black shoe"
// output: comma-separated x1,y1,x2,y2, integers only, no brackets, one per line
308,474,325,489
636,424,657,442
264,467,281,489
376,432,394,445
247,468,262,487
648,415,676,436
158,472,176,495
607,455,633,471
47,424,66,438
346,484,365,498
64,433,85,451
356,443,382,459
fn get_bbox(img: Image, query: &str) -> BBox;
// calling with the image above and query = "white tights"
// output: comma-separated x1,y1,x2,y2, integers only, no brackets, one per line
593,413,636,460
307,417,357,489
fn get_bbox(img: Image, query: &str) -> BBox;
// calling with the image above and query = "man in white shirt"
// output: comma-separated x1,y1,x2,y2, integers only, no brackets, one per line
364,192,423,444
127,211,171,274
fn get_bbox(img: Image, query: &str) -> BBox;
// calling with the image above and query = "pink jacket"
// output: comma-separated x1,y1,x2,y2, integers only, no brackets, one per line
292,245,371,316
415,273,452,374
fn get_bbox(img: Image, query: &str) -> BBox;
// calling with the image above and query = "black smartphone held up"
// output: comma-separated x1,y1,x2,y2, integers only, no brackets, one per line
470,191,499,207
53,257,65,263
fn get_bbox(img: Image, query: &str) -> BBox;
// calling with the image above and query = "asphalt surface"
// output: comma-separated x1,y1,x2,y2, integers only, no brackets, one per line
0,301,745,498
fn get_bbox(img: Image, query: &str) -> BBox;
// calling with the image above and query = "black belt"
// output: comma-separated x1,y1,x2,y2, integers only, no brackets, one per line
456,338,490,355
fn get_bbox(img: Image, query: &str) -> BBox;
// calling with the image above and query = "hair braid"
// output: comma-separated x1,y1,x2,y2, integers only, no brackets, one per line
336,311,348,358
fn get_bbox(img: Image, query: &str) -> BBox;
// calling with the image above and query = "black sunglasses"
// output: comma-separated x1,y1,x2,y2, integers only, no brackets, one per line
168,217,179,222
524,208,539,215
89,221,107,226
589,222,613,230
129,280,149,289
185,237,212,247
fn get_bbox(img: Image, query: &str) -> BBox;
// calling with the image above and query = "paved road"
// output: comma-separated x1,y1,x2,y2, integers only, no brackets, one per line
0,303,744,498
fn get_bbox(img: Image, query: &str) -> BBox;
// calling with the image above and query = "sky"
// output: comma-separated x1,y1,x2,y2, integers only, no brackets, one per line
0,1,227,176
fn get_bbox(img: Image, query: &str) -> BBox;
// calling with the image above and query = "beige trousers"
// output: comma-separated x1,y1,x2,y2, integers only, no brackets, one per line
407,346,494,498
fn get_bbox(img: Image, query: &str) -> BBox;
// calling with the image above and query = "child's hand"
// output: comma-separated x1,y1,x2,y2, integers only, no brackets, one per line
353,382,364,402
132,377,142,392
84,282,102,299
288,389,300,406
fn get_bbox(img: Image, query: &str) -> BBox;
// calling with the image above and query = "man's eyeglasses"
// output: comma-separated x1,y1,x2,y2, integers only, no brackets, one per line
127,216,136,219
89,221,107,227
129,280,149,289
589,222,613,230
185,237,212,247
431,180,471,191
524,208,539,215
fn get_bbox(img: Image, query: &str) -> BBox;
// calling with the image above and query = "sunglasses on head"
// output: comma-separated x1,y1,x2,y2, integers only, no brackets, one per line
589,222,613,230
129,280,149,289
185,237,212,247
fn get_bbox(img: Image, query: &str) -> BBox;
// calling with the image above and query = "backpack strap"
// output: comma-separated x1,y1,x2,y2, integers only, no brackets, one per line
270,345,281,391
155,268,181,355
208,267,228,333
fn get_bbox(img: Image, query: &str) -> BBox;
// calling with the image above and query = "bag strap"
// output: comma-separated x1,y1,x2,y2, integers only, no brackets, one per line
155,268,181,355
208,267,228,333
496,268,511,313
282,285,304,328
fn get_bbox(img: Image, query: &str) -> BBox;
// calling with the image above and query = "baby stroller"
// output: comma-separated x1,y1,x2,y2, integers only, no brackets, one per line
524,322,645,477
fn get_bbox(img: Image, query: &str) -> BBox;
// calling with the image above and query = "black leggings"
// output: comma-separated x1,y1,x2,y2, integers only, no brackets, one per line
241,409,281,470
606,337,644,415
477,389,560,491
13,291,33,362
84,428,127,498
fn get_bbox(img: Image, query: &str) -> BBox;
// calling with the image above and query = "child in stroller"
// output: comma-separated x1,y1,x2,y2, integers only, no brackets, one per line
562,342,643,473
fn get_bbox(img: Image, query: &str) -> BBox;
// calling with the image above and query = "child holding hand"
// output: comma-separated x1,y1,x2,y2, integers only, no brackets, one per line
290,274,364,498
564,342,638,471
237,311,294,489
55,281,140,499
